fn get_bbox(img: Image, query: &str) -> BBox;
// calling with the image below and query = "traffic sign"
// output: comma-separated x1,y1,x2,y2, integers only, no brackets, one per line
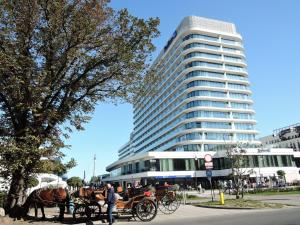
206,169,212,177
204,154,212,162
205,162,213,169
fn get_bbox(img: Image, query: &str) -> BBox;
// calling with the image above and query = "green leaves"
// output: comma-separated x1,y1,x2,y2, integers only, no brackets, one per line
26,176,39,189
276,170,285,177
38,158,77,176
0,1,159,209
67,176,83,188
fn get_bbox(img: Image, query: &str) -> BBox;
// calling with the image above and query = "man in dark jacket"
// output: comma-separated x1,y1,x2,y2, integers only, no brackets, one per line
106,183,115,225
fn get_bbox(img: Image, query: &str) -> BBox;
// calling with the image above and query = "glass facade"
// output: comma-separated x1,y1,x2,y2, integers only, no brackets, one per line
186,110,230,119
186,70,224,79
117,16,258,159
109,155,296,177
184,52,222,60
184,43,220,51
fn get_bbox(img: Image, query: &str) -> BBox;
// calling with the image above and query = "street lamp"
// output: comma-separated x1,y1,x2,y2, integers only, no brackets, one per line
257,155,263,185
194,155,198,190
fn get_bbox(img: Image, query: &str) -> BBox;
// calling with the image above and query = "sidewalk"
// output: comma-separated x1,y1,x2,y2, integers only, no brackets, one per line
181,189,236,204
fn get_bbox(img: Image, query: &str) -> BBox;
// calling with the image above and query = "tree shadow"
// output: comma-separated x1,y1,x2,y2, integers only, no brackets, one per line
23,214,110,224
24,215,95,224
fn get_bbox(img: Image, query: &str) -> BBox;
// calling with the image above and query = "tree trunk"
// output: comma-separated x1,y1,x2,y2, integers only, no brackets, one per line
4,170,25,217
241,186,244,199
236,187,240,199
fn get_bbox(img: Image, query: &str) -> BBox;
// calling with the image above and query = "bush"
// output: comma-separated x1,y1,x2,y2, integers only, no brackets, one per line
187,194,199,199
0,191,7,208
248,186,300,194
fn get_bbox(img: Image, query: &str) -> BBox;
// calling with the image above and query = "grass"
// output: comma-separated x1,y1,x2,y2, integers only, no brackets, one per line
247,190,300,196
186,194,206,200
246,187,300,196
196,199,285,209
176,194,206,201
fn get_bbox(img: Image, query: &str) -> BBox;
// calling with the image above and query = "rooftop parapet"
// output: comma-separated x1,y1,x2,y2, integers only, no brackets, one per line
176,16,237,35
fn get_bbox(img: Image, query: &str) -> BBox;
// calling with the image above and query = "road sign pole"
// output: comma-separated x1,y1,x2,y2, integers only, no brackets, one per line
208,177,214,202
204,154,214,202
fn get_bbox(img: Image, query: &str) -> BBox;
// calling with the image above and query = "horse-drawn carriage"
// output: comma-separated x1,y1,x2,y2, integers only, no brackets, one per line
72,186,157,222
154,185,181,214
22,184,180,222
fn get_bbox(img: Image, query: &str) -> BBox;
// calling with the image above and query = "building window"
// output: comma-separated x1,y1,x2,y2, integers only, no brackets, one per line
173,159,186,171
186,100,227,108
183,42,220,51
183,33,219,42
184,52,222,60
160,159,174,171
185,61,223,69
186,70,224,79
235,123,254,130
183,144,202,151
187,90,227,98
187,80,225,88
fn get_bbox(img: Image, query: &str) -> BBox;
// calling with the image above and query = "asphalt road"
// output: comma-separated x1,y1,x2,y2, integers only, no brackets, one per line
118,208,300,225
87,206,300,225
143,208,300,225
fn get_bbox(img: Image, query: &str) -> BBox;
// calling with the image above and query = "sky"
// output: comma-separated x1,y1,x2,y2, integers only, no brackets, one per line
65,0,300,179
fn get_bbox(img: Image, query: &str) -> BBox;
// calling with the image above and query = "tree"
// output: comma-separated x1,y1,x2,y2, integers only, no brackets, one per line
90,176,100,185
67,176,83,189
38,158,77,176
26,176,39,189
277,170,286,184
226,144,253,199
0,0,159,215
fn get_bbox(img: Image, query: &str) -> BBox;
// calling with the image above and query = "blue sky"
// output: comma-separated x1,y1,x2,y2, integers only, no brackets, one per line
65,0,300,179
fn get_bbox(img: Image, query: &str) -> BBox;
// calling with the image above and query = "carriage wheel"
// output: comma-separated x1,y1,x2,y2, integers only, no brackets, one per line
159,193,181,214
135,198,157,222
88,202,101,219
73,204,90,220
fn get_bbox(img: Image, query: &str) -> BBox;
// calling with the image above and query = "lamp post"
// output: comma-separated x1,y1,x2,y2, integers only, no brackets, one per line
194,155,198,190
257,154,262,186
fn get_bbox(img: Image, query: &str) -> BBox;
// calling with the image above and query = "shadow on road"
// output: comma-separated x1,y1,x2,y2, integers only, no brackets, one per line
24,214,138,224
24,215,104,224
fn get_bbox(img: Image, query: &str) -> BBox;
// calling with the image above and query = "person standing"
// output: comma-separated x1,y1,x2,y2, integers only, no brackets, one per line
106,183,116,225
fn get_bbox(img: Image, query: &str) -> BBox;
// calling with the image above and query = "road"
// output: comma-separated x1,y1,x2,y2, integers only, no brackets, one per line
84,205,300,225
7,202,299,225
249,194,300,206
139,207,300,225
16,193,300,225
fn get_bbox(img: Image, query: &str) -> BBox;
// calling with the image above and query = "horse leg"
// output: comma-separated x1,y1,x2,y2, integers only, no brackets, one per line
34,203,38,218
41,204,45,220
58,204,64,221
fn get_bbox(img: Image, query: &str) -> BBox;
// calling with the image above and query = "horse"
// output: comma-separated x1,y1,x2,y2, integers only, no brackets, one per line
22,187,70,221
71,187,106,200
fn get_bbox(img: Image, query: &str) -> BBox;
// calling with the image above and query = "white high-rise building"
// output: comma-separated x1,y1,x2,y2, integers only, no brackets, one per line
105,16,300,186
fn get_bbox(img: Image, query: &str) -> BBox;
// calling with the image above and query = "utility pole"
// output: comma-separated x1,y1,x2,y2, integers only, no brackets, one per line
83,170,86,186
93,154,96,182
194,155,198,189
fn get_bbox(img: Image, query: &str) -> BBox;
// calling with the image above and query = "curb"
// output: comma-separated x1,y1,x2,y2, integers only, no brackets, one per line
194,205,260,210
